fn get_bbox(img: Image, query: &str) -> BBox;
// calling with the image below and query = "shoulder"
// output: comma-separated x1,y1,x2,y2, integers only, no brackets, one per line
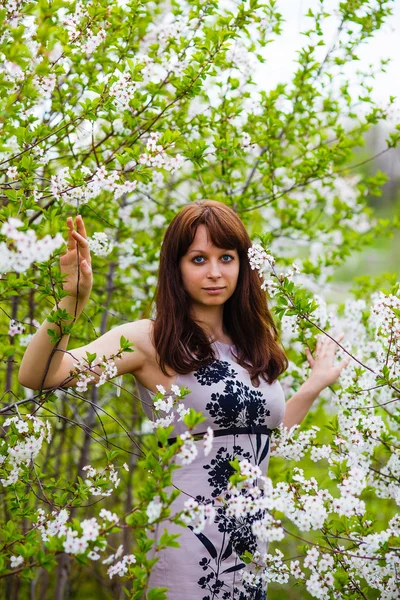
125,318,156,360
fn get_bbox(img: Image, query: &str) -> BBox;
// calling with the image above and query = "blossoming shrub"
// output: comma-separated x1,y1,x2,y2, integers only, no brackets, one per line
1,0,400,598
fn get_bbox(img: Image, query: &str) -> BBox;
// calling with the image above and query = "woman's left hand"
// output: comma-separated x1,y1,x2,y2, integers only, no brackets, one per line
305,332,351,389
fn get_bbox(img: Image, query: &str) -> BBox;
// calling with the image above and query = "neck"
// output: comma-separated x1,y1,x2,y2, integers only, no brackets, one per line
190,302,227,340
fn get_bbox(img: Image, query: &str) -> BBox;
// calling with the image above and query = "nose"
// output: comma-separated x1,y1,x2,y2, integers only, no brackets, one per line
207,259,222,279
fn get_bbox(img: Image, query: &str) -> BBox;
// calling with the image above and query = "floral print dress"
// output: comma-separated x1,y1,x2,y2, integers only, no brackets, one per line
137,341,286,599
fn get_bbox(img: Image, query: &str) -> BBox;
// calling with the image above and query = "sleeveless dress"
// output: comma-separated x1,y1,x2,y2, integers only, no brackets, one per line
137,341,286,600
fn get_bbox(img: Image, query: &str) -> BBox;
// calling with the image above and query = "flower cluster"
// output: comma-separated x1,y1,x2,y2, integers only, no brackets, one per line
110,72,137,109
146,497,163,524
247,244,280,295
35,506,124,569
371,290,400,344
6,166,18,180
147,384,189,429
203,426,214,457
8,319,25,336
71,356,118,392
63,517,101,554
36,508,70,542
248,244,302,295
270,424,320,461
251,511,285,543
176,431,198,465
63,1,88,42
154,384,175,412
248,244,276,276
113,179,138,200
139,132,184,173
63,2,107,55
1,415,51,486
225,481,270,519
33,73,56,100
234,458,263,488
242,549,290,587
241,132,252,147
0,218,65,274
81,28,107,55
81,463,122,496
302,548,335,600
50,165,128,206
180,498,216,534
107,553,136,579
309,444,332,462
88,232,114,257
10,555,24,569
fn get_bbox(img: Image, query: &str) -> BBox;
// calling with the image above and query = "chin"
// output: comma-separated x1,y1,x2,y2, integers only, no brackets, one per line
204,294,229,304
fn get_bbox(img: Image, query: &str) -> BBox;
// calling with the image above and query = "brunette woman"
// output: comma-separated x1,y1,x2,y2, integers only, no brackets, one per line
18,200,348,599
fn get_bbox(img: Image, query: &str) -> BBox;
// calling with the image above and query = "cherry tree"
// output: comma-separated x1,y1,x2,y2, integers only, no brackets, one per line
1,0,399,598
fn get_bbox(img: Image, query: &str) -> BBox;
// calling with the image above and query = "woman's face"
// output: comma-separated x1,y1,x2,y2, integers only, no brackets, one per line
179,224,240,307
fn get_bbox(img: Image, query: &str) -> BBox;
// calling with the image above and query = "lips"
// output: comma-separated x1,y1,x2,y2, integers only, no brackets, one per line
203,287,225,290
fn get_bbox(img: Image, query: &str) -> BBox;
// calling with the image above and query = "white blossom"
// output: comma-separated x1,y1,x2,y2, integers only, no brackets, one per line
10,555,24,569
177,431,198,465
146,497,163,523
107,554,136,579
0,218,64,274
180,498,216,534
203,427,214,457
88,232,114,257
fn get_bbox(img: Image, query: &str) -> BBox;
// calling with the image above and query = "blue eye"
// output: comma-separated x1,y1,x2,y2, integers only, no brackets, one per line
193,256,205,264
192,254,234,264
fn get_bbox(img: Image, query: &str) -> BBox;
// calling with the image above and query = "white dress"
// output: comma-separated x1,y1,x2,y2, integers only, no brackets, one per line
137,341,286,599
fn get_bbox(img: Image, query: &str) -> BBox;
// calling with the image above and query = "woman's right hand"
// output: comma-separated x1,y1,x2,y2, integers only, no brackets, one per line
60,215,93,299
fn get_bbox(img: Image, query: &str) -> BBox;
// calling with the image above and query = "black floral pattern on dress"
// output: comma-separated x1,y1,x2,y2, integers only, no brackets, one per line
203,445,252,498
203,446,237,498
192,475,268,599
182,352,273,599
234,585,267,600
195,494,215,506
196,547,265,600
194,360,237,386
215,505,264,556
196,536,247,600
206,379,271,428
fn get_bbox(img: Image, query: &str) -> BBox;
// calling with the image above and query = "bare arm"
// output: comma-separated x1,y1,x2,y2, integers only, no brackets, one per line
281,377,324,430
18,314,150,391
17,215,148,390
18,293,88,390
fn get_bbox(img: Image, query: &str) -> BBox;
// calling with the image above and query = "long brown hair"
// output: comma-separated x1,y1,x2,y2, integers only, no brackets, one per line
152,200,288,385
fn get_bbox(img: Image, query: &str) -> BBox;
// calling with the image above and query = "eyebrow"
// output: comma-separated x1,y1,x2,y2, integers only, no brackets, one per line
188,249,235,254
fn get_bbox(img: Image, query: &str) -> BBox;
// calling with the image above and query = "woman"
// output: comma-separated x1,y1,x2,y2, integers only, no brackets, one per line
18,200,349,599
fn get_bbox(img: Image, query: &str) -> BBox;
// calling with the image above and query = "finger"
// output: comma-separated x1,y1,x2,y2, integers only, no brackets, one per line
325,332,345,355
66,216,75,250
332,333,345,355
339,356,351,370
81,258,91,273
76,215,88,240
71,230,91,262
305,348,314,367
316,334,329,358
